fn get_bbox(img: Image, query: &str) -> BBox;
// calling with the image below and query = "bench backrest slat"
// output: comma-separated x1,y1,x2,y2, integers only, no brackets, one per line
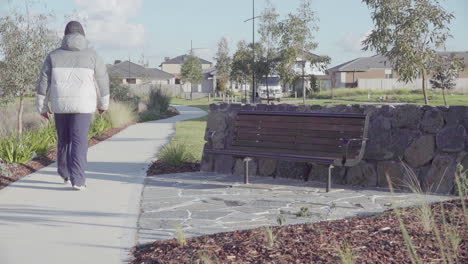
225,111,368,165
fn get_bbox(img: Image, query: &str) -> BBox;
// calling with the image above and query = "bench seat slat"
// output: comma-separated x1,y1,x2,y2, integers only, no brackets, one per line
237,115,365,126
236,120,364,132
236,128,363,139
235,133,361,146
232,139,361,153
229,146,360,160
205,148,336,164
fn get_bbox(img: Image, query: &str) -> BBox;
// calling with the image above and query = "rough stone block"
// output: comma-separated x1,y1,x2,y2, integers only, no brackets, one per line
214,155,234,174
377,161,407,189
391,129,421,158
241,104,255,111
258,159,278,176
276,160,306,180
308,164,346,185
404,135,435,168
444,106,467,127
424,154,456,194
421,108,445,133
346,161,377,187
256,104,268,111
436,125,466,152
209,104,219,112
393,104,422,129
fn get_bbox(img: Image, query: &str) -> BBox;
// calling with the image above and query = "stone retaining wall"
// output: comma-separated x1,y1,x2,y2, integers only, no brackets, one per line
200,103,468,194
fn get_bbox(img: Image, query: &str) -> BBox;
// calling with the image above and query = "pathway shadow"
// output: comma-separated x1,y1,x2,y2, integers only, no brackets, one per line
0,205,135,230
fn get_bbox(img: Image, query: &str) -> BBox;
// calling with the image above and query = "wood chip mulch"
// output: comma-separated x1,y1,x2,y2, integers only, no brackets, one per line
147,160,200,176
132,199,467,264
0,124,134,190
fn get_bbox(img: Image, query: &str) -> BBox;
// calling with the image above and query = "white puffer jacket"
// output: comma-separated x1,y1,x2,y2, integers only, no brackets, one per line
36,33,109,114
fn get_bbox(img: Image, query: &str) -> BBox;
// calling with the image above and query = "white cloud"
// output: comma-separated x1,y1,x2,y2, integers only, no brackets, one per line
337,31,370,53
70,0,146,50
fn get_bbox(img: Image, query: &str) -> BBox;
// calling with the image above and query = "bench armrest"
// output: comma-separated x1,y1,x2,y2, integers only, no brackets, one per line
341,138,368,166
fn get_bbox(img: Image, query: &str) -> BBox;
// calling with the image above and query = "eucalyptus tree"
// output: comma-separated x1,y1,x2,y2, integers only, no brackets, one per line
215,37,231,95
362,0,455,105
0,8,57,135
430,54,464,106
181,54,204,101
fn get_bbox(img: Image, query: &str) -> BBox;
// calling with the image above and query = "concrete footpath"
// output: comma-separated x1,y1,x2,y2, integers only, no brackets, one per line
0,105,206,264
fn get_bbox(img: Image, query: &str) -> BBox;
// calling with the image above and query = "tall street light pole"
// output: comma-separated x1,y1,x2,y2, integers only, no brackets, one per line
244,0,261,103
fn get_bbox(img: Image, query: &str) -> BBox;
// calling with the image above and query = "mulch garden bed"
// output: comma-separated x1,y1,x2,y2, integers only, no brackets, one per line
0,124,133,190
132,199,467,264
147,160,200,176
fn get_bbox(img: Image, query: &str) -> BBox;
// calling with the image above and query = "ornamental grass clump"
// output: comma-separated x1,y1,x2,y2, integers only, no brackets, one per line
158,142,195,166
106,101,137,128
147,88,170,115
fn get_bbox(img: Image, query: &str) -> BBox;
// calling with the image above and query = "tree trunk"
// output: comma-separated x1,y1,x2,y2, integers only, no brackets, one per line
421,69,429,105
442,88,447,106
302,61,306,104
17,94,24,136
190,84,193,101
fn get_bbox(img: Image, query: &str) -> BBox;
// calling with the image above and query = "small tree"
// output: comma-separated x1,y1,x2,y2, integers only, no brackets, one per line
278,0,323,104
0,7,57,135
258,0,280,102
430,54,464,106
231,40,252,102
362,0,455,105
180,54,204,101
215,37,231,96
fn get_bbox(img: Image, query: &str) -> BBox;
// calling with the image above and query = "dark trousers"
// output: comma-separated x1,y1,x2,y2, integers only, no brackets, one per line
55,113,93,186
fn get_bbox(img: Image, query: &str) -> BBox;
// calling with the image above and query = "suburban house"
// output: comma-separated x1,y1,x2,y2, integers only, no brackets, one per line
327,52,468,90
108,60,175,85
289,51,331,93
159,54,213,85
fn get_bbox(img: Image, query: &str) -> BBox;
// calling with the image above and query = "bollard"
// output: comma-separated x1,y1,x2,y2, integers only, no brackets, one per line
243,157,252,184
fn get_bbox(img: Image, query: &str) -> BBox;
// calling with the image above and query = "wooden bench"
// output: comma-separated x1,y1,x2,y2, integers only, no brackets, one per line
205,110,369,192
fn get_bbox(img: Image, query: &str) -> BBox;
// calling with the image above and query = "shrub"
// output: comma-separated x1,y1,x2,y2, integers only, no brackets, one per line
88,114,112,139
148,88,170,114
158,142,195,166
110,76,135,102
107,101,137,128
0,121,56,164
0,99,45,139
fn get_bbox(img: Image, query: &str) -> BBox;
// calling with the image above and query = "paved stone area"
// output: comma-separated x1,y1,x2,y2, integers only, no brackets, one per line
138,172,454,244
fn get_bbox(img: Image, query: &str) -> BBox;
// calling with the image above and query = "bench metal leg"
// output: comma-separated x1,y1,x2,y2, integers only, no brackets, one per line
327,165,334,192
243,157,252,184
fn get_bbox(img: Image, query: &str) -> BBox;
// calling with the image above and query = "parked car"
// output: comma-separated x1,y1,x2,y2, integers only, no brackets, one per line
258,76,283,102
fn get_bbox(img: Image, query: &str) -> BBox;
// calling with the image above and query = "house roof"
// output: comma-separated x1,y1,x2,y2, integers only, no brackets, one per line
327,51,468,72
108,61,174,80
160,54,213,66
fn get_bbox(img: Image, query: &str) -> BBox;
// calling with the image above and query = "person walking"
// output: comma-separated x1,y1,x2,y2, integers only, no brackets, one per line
36,21,109,190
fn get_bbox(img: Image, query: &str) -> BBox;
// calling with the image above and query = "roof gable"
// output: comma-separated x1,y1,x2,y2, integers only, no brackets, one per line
328,51,468,72
108,61,174,80
161,54,212,66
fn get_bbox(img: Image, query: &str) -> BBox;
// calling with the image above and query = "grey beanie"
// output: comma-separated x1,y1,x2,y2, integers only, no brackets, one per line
64,21,85,36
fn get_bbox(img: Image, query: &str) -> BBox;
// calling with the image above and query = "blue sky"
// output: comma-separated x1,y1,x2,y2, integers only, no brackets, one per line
1,0,467,68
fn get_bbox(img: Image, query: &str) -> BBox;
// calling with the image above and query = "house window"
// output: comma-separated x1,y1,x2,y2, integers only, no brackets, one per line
385,69,393,79
175,78,181,85
340,72,346,83
126,78,136,84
